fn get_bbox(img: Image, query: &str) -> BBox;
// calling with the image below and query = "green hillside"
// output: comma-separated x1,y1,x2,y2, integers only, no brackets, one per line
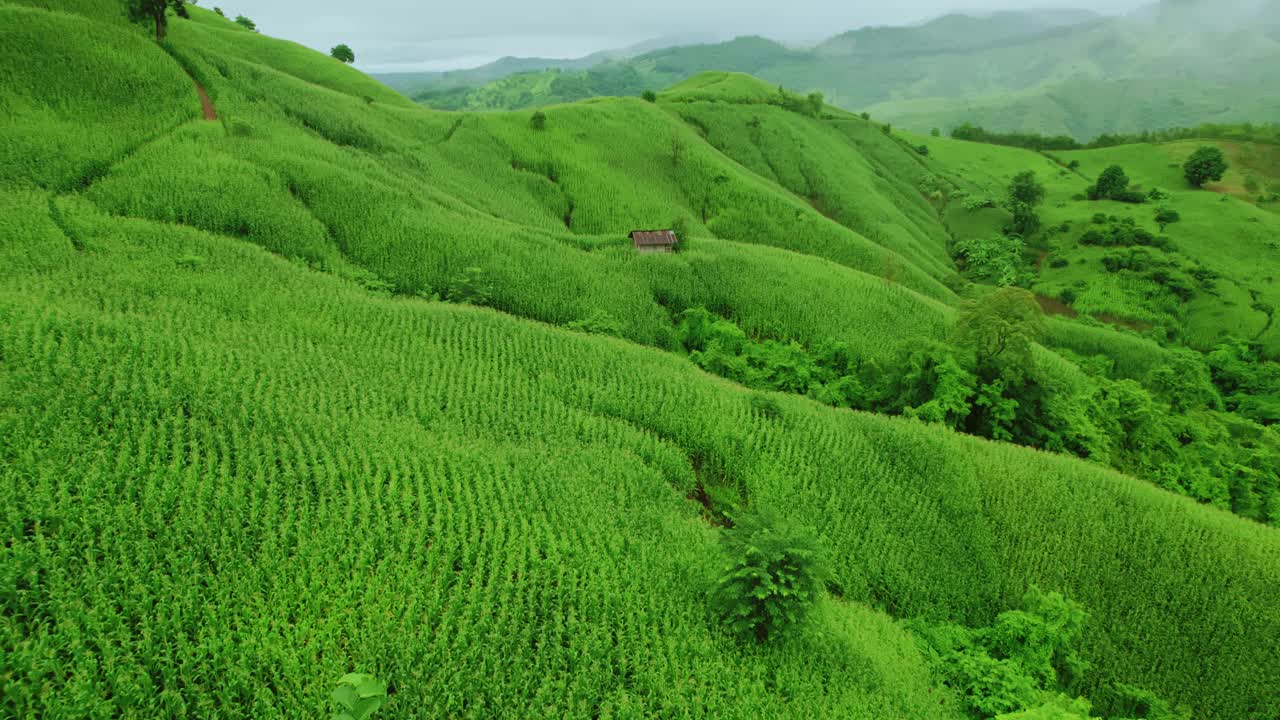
3,3,1280,719
388,1,1280,139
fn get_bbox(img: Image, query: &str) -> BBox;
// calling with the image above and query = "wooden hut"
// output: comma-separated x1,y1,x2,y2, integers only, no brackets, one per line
629,230,678,254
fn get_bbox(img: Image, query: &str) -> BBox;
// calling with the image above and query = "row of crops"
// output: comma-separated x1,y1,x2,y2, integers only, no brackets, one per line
4,193,1279,717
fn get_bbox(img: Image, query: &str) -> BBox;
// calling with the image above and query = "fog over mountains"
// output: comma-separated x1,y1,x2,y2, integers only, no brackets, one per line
374,0,1280,138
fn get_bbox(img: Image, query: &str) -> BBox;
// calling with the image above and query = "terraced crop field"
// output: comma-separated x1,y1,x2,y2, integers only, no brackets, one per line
3,2,1279,719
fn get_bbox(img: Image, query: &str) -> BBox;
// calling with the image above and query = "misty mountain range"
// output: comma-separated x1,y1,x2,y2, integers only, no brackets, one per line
374,0,1280,138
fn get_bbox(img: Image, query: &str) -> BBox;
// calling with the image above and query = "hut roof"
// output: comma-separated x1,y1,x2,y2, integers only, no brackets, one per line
630,230,678,246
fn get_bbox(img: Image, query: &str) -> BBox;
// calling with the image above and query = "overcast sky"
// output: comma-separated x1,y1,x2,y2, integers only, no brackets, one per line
228,0,1151,73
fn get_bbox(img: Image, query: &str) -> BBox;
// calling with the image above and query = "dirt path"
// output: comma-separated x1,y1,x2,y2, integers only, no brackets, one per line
1035,292,1153,332
191,76,217,121
1035,293,1078,318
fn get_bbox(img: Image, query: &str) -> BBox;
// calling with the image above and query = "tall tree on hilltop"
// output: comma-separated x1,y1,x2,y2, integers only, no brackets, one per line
330,44,356,64
129,0,187,42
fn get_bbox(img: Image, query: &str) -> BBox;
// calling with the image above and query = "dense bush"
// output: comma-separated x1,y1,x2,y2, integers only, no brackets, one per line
912,590,1186,720
1183,145,1228,188
1087,165,1136,201
711,512,828,642
952,234,1025,286
1153,207,1181,231
1077,218,1167,250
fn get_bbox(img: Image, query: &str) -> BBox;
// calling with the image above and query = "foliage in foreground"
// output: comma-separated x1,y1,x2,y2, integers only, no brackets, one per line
330,674,388,720
711,513,828,642
912,590,1188,720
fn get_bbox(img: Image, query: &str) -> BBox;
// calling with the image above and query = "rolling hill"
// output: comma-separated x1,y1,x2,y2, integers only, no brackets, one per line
3,2,1279,719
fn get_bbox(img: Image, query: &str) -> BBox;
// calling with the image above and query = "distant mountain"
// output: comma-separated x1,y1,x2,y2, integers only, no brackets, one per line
373,34,715,97
812,9,1102,57
381,2,1280,138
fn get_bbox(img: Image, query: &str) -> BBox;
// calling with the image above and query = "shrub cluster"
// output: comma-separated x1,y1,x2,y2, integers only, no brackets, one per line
711,512,827,642
912,590,1188,720
1078,218,1170,250
675,298,1280,523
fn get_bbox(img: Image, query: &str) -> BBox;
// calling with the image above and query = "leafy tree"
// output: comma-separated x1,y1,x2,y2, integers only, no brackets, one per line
983,588,1090,690
1007,171,1046,237
330,44,355,64
806,91,824,117
1154,207,1181,231
212,6,223,16
1145,349,1222,413
1183,145,1228,188
885,341,977,430
1008,171,1047,207
233,14,255,31
931,127,942,137
953,287,1044,378
711,512,827,642
128,0,188,42
1009,202,1041,237
1089,165,1129,200
641,89,657,103
529,110,546,130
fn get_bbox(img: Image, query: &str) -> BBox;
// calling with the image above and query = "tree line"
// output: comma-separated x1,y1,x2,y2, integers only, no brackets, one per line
951,121,1280,151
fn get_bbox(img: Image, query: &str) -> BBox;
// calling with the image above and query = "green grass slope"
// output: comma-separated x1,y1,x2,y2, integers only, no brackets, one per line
3,3,1280,719
1,196,962,720
5,188,1279,720
0,4,197,190
915,130,1280,355
166,10,414,108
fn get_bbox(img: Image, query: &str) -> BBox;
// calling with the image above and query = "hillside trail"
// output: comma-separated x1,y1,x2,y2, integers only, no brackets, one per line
190,74,217,120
